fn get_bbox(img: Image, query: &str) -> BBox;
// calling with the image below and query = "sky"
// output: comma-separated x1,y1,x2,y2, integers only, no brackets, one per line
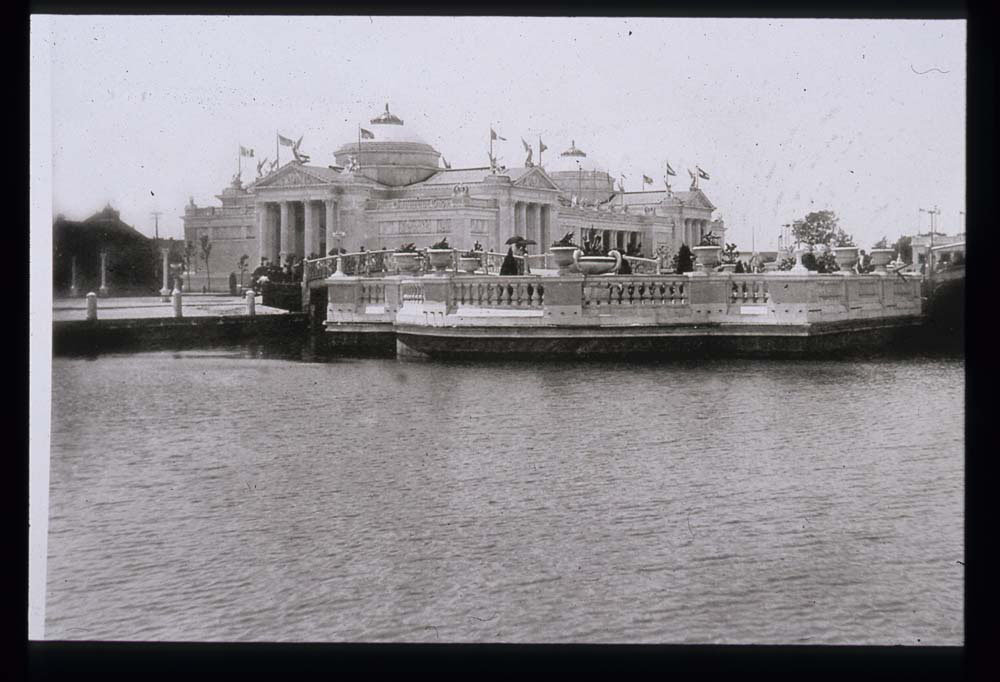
36,15,965,249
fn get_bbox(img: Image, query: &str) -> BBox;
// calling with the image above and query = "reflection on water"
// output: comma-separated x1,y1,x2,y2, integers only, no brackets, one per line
46,344,963,644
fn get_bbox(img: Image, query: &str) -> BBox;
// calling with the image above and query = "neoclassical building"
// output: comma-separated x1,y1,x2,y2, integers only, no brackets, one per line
183,105,723,289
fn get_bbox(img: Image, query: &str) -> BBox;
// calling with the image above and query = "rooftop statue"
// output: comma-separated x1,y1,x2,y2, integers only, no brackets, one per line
292,136,311,164
342,155,360,174
371,103,404,125
688,168,699,190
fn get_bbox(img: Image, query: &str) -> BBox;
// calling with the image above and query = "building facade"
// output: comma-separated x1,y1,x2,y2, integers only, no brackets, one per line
183,105,724,289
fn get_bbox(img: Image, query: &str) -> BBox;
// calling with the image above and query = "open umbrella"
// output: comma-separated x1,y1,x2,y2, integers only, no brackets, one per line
505,235,526,245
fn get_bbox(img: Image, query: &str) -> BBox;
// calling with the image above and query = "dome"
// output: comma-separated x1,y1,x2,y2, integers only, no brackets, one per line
334,103,440,187
546,140,614,205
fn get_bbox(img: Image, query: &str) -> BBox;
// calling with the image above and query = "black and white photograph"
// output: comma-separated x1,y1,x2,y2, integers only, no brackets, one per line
29,14,965,653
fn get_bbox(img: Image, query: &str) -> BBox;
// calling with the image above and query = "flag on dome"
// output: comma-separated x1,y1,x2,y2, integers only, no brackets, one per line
697,166,710,180
642,174,654,186
360,127,375,140
240,145,254,157
277,134,294,147
490,127,506,141
539,138,548,153
665,162,677,176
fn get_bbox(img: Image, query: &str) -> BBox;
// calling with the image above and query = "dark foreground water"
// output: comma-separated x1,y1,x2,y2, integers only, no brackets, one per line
45,346,964,644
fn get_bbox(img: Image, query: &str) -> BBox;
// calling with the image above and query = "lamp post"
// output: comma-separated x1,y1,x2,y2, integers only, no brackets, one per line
330,231,347,277
160,247,171,301
919,206,941,276
98,250,109,296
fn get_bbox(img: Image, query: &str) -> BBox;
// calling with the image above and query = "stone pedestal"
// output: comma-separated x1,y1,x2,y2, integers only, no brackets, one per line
245,290,256,318
172,288,183,318
85,292,98,321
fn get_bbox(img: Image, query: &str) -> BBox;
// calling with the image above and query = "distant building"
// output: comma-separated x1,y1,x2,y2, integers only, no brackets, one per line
908,232,965,272
183,104,725,291
53,205,180,296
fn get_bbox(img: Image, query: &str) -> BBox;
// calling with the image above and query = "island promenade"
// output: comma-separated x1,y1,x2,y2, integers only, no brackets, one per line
52,293,308,354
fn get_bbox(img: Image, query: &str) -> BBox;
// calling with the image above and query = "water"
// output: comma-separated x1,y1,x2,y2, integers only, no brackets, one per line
45,347,964,644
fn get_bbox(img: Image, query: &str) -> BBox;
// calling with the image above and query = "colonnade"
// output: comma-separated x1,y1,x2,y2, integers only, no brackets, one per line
513,201,553,250
257,199,339,265
681,218,711,247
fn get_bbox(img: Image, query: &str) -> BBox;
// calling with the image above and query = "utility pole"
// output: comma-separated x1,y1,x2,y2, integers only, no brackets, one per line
151,211,162,242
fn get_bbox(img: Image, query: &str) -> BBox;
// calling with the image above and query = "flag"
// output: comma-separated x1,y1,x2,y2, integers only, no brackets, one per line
642,174,654,186
697,166,710,180
539,138,548,153
240,145,254,157
522,138,531,152
360,127,375,140
490,127,506,141
277,134,294,147
665,162,677,176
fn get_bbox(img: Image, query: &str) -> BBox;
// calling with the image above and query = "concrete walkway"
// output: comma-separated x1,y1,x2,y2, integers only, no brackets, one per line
52,294,291,322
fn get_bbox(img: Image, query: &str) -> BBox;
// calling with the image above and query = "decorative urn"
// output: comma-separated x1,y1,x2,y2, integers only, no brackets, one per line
549,246,579,275
572,248,622,276
457,256,480,274
393,252,422,274
691,245,722,273
869,248,895,275
790,243,812,273
833,246,859,274
426,248,455,274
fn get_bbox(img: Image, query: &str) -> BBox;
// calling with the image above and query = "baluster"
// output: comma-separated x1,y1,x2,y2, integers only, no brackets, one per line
627,281,635,304
537,283,544,306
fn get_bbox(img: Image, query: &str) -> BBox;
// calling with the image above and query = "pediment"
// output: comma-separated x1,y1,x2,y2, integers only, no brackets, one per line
513,167,560,190
684,188,716,211
253,164,333,189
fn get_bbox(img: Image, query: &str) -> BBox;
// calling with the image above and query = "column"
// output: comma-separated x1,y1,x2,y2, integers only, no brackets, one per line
540,205,551,252
160,248,170,298
69,256,78,297
514,201,528,237
324,200,337,256
98,251,108,295
303,200,316,259
279,201,291,265
527,203,540,245
256,205,268,266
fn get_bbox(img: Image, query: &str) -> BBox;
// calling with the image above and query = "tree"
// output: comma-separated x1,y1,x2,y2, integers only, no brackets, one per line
790,210,854,248
721,242,739,264
674,244,694,273
873,236,890,250
183,241,197,273
199,235,212,292
892,235,913,264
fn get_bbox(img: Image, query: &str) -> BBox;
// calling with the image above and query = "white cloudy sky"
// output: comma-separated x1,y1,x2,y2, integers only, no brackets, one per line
36,15,965,249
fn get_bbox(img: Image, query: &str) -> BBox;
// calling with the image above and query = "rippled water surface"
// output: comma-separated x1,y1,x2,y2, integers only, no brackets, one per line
46,348,964,644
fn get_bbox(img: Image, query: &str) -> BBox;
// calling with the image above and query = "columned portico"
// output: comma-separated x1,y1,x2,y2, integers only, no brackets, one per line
527,203,541,245
516,202,528,241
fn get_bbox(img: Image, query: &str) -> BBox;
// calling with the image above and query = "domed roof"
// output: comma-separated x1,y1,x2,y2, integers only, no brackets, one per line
544,140,608,174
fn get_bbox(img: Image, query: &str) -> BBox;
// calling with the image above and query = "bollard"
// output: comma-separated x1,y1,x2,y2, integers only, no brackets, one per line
245,289,256,318
172,289,183,318
85,292,98,321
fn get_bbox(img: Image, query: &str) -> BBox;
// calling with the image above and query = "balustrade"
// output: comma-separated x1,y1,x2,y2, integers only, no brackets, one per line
401,281,425,304
582,277,688,307
729,279,770,304
359,281,386,305
452,278,545,308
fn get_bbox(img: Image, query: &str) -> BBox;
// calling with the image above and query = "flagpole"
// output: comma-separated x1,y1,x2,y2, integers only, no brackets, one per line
358,124,362,170
276,132,279,168
538,136,542,167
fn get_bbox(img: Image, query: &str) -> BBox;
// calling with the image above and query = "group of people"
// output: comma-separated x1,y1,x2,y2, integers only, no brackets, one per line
250,256,304,291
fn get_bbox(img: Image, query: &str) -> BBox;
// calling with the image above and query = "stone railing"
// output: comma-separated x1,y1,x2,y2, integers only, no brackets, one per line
583,277,689,307
304,250,396,283
325,271,923,330
480,251,544,274
452,276,545,308
622,256,661,274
